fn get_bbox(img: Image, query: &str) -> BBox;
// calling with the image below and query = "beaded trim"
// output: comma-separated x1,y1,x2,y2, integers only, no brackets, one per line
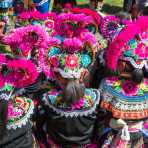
42,89,100,118
7,97,34,130
100,78,148,120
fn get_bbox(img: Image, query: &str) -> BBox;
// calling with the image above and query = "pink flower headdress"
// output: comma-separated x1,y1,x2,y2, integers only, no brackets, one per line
4,25,48,58
70,7,101,25
63,38,82,53
38,35,96,79
38,37,61,79
0,54,6,64
106,16,148,70
6,58,39,88
55,13,95,38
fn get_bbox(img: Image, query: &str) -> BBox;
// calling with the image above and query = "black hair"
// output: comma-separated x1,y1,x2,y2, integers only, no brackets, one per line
0,99,8,139
132,68,144,83
142,6,148,16
63,79,85,105
144,67,148,78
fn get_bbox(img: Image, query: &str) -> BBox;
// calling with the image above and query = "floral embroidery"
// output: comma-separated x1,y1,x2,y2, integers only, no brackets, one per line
7,97,34,130
81,54,91,68
106,77,148,97
46,88,96,109
123,31,148,60
100,78,148,120
64,54,79,70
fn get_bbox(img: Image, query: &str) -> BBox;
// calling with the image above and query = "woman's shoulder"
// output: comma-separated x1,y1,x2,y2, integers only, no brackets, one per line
7,96,34,130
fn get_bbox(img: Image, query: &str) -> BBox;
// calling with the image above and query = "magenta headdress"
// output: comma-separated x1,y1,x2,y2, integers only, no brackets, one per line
100,15,120,40
63,38,82,53
6,58,39,88
38,37,61,79
19,11,56,21
70,7,101,26
0,54,6,88
38,35,96,79
106,16,148,70
79,32,97,46
0,54,6,64
55,13,95,38
4,25,48,58
19,11,55,33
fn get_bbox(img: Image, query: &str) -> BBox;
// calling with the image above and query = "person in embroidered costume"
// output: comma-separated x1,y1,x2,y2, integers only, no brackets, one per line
98,16,148,148
34,34,101,147
0,55,39,148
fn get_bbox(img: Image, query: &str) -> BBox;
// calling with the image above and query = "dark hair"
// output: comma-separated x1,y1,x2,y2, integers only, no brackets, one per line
132,68,144,83
116,11,131,21
63,79,85,105
144,67,148,78
142,6,148,16
0,99,8,139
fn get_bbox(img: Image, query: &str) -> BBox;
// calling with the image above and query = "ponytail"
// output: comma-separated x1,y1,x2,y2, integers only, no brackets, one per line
63,79,85,105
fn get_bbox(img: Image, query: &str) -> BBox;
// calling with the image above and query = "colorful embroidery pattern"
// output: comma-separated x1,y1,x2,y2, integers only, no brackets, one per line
106,77,148,97
123,31,148,60
7,97,34,130
45,88,96,110
100,77,148,120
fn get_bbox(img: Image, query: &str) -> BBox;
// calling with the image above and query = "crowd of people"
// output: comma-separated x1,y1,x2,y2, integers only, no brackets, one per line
0,0,147,148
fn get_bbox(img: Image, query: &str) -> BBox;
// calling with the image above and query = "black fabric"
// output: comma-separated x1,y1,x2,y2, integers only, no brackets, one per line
0,122,34,148
43,90,99,146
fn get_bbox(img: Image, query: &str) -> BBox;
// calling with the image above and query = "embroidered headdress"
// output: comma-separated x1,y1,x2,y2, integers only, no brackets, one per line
38,36,96,79
55,13,96,38
0,56,35,130
18,11,55,33
70,8,101,33
106,16,148,71
4,25,48,58
100,15,120,40
0,55,39,89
